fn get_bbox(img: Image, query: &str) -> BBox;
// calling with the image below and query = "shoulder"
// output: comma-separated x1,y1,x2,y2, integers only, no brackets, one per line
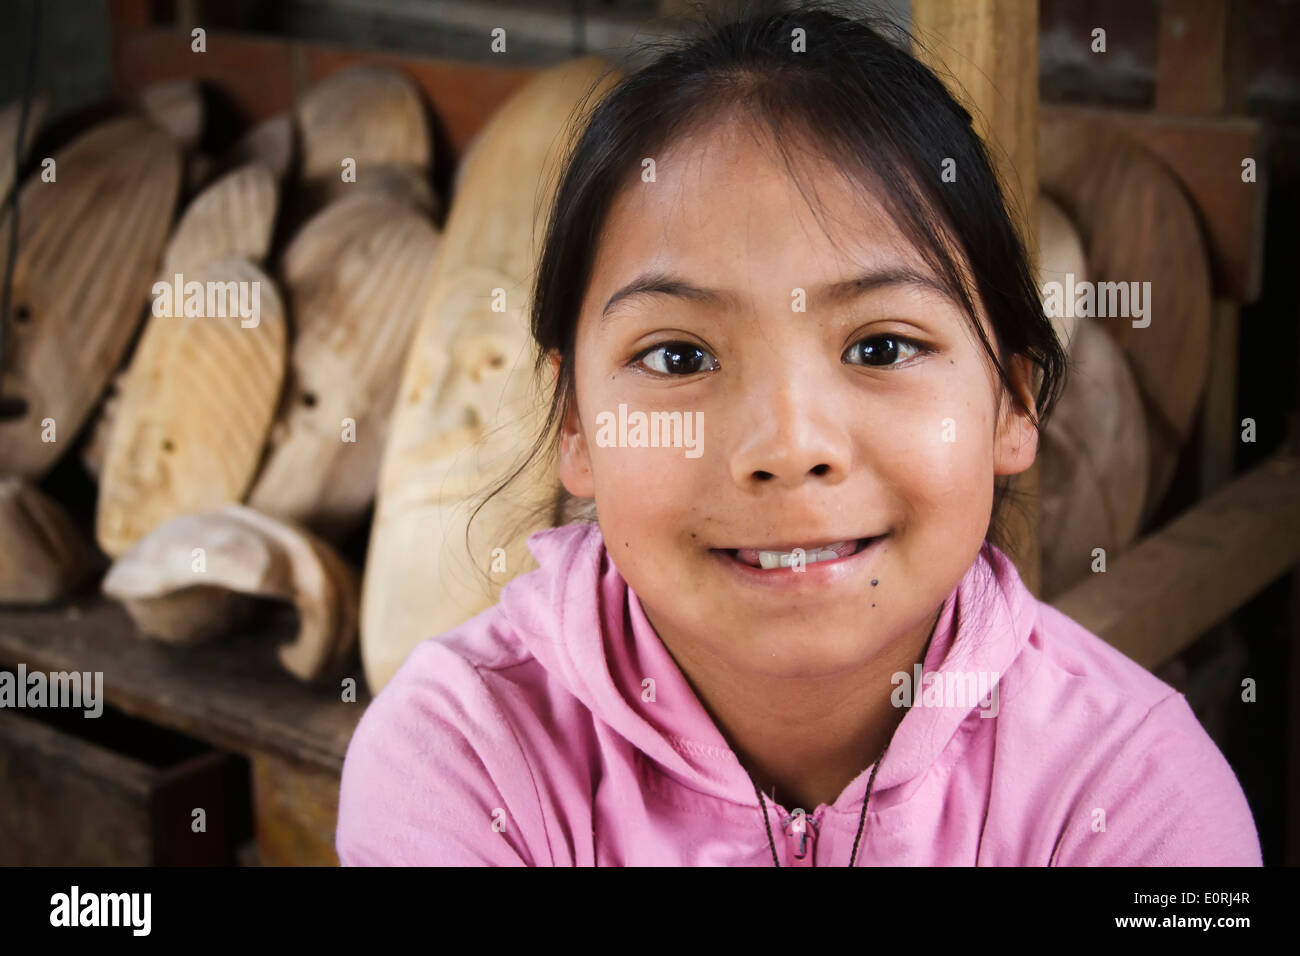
1017,599,1176,707
1005,600,1261,865
1047,690,1262,865
335,608,558,866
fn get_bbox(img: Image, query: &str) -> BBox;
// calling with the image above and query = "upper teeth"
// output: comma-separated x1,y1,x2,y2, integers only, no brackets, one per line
757,541,848,569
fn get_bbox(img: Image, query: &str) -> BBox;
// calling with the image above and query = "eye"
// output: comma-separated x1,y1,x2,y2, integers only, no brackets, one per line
633,341,719,376
843,333,926,368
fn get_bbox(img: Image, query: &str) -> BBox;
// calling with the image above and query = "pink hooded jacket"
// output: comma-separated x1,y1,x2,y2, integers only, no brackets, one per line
335,520,1262,866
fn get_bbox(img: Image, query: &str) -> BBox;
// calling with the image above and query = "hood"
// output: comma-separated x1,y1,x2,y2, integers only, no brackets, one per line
496,520,1038,812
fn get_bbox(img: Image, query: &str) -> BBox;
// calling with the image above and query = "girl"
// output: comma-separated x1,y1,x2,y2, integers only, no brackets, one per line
336,2,1262,866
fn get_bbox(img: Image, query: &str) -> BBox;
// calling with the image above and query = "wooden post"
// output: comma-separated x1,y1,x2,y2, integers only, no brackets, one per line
910,0,1042,596
1155,0,1250,496
251,753,342,867
1155,0,1231,116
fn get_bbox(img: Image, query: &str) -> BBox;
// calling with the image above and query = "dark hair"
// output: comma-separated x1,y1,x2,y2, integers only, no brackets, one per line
471,0,1068,560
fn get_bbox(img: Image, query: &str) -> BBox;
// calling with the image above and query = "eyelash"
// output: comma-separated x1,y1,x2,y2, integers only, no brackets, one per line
631,334,930,376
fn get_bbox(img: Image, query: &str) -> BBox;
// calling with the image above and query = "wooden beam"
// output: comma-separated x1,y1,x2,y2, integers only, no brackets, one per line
911,0,1041,596
109,27,539,159
1155,0,1245,504
1156,0,1229,116
1200,299,1241,494
1050,450,1300,671
0,597,363,772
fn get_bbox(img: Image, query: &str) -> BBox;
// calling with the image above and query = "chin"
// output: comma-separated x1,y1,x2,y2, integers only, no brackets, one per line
726,622,892,679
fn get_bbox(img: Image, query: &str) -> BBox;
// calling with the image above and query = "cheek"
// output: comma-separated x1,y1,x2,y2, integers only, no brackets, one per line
588,449,715,603
878,390,996,521
588,444,701,521
578,381,708,517
581,429,717,594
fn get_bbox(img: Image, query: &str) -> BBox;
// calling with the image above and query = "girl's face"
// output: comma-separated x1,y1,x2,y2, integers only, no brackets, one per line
555,118,1038,680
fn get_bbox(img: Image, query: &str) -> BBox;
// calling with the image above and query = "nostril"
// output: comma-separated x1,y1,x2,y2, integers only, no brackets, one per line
810,463,830,476
754,471,773,481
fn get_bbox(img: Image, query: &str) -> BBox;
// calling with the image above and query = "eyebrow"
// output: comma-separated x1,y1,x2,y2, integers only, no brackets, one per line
599,266,956,324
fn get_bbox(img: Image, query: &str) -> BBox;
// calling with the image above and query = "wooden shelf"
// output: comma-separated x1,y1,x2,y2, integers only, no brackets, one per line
0,593,364,774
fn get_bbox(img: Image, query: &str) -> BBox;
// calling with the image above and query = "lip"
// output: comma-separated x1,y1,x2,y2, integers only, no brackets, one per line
709,533,890,592
728,537,861,554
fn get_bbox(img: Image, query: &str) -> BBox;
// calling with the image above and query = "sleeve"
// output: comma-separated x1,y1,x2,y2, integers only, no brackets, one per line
334,641,553,866
1050,692,1262,866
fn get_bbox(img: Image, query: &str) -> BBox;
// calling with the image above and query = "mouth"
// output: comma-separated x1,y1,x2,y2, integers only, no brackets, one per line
711,534,889,570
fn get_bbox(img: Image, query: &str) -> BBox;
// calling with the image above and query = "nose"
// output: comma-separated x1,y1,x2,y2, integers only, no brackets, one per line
729,372,852,490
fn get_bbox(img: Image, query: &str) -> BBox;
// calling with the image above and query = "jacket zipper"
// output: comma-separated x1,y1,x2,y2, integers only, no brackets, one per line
782,809,821,863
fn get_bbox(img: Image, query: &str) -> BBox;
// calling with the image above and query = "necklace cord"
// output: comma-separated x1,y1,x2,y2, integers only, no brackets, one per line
752,742,888,867
747,601,943,866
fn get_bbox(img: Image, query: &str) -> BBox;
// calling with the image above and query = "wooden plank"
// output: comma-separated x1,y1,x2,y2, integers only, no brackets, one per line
251,752,340,866
1199,299,1240,496
108,0,160,31
112,28,298,125
0,596,365,771
1040,105,1265,303
1156,0,1242,502
110,27,540,159
1156,0,1228,116
911,0,1041,597
0,708,239,865
0,711,153,864
1051,450,1300,670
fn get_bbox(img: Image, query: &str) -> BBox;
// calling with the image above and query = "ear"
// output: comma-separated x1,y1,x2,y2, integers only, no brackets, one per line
551,349,595,498
993,353,1039,477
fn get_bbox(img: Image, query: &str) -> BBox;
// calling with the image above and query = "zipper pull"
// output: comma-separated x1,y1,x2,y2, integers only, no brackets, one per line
784,808,817,859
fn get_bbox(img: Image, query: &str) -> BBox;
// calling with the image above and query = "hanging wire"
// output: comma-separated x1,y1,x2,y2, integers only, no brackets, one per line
0,0,43,420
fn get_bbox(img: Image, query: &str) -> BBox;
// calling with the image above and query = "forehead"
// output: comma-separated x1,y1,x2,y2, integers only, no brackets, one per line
585,116,930,305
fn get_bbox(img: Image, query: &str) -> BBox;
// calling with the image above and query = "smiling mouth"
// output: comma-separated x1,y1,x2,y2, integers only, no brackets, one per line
712,535,888,569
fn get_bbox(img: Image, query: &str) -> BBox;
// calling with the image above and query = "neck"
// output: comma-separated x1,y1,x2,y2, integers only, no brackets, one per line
655,604,943,812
